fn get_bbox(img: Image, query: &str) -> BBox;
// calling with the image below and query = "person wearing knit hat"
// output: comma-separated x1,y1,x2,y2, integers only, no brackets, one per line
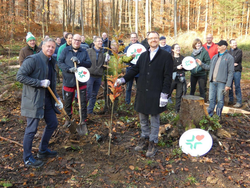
19,32,41,66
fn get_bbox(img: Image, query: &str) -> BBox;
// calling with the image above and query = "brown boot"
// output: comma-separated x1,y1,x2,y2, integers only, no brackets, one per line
135,137,149,151
146,141,158,157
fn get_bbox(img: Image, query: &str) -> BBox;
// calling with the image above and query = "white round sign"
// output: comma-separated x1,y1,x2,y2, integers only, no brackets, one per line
179,128,213,157
126,44,147,65
75,67,90,83
182,56,197,70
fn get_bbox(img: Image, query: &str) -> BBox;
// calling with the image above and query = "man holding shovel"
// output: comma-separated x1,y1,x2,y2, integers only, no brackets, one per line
58,34,92,135
16,38,63,168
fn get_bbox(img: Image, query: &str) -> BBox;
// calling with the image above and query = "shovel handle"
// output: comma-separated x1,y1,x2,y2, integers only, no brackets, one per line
74,62,82,109
47,86,69,119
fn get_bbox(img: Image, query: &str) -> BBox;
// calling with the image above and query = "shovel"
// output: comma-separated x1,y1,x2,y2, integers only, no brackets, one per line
73,60,88,136
47,86,77,134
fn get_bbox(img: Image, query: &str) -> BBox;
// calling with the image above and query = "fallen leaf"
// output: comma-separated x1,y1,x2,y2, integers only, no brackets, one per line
129,165,135,170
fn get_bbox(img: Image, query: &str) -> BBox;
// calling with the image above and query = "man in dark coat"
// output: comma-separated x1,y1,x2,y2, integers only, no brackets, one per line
19,32,41,65
58,34,92,134
115,31,173,157
16,38,63,168
228,39,243,108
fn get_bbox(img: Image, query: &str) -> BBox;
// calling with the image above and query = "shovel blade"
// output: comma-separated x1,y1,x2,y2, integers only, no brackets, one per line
76,122,88,136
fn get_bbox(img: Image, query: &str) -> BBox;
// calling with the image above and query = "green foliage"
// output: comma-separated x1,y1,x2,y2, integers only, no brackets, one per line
94,99,105,111
199,115,222,131
158,140,166,147
185,176,197,185
229,113,242,117
160,111,176,124
13,81,23,89
119,116,137,123
85,37,93,45
0,180,13,188
118,103,134,115
172,147,182,158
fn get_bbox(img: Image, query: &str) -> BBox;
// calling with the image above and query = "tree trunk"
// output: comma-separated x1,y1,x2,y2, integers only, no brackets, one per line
245,4,249,38
187,0,190,32
46,0,49,33
96,0,100,36
42,0,45,38
179,95,208,129
204,0,208,39
196,1,200,31
63,0,65,32
174,0,177,41
81,0,84,35
145,0,148,35
135,0,138,33
72,0,75,34
28,0,30,31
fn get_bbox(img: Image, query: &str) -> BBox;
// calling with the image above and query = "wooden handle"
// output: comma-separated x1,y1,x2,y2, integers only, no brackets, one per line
47,86,69,117
74,62,82,110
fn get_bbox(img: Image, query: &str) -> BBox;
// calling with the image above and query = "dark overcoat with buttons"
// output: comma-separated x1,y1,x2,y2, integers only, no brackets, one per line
123,47,173,115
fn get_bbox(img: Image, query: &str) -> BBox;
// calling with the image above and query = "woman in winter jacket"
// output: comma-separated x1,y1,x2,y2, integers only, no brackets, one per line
190,38,210,100
169,44,187,112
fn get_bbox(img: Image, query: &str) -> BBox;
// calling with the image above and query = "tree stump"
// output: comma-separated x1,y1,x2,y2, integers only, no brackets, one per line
179,95,208,129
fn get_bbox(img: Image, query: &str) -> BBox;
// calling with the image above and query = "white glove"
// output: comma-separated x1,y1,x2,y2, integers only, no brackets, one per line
40,79,50,88
114,78,125,87
159,93,168,107
105,53,110,62
55,98,63,110
69,67,77,73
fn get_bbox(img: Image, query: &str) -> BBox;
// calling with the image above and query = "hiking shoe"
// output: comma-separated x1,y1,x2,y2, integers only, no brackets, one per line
146,141,158,157
63,120,70,128
233,103,242,108
24,156,44,168
37,148,57,159
135,137,149,151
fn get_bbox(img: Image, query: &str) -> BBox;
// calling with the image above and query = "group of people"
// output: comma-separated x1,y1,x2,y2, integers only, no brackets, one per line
17,30,243,167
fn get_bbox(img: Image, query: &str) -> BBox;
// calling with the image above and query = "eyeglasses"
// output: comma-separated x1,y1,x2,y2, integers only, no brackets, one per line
148,37,159,40
73,39,81,42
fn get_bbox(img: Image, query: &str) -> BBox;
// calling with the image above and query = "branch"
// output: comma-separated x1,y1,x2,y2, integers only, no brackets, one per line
0,136,39,150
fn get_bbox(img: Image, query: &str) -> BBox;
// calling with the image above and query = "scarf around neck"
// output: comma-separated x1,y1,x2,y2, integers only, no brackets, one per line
192,47,202,56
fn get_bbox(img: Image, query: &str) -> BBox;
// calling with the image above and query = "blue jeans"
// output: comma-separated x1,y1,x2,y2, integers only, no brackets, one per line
139,113,160,143
229,71,242,104
207,82,225,117
23,99,58,161
87,76,102,114
125,77,138,104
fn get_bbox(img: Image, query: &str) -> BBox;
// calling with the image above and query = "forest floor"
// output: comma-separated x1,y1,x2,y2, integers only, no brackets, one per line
0,55,250,188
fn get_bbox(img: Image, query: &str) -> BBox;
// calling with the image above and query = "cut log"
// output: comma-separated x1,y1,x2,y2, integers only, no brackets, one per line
179,95,208,129
204,103,250,115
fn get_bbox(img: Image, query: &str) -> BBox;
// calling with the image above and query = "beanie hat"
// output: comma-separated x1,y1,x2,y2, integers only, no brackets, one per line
26,32,36,42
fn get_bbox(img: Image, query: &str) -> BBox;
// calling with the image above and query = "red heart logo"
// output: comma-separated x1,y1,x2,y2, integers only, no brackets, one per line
137,48,142,53
196,135,204,141
190,61,194,64
83,71,87,75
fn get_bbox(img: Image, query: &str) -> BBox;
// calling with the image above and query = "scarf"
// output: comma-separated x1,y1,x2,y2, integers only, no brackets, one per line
192,47,202,56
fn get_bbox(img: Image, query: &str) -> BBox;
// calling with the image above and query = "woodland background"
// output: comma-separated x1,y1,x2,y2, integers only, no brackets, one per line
1,0,250,44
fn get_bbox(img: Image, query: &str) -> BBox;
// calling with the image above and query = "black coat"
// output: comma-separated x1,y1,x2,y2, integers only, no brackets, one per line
123,47,173,115
228,47,242,72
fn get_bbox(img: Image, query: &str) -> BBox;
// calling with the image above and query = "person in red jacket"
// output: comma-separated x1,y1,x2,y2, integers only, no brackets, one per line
203,34,218,102
203,34,218,59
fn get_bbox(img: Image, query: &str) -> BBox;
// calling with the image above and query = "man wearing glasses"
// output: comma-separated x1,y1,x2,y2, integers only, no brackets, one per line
58,34,92,134
115,31,173,157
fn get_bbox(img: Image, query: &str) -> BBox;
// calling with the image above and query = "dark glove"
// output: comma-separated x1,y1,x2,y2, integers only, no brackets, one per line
71,56,80,64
